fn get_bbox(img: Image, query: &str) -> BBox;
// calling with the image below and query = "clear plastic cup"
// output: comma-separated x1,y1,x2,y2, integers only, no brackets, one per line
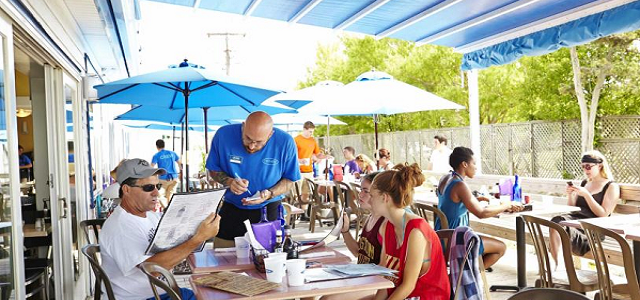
286,259,306,286
234,237,250,258
269,253,288,270
264,257,286,283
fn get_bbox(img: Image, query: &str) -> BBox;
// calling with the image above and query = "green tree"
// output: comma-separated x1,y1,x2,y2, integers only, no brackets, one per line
301,31,640,140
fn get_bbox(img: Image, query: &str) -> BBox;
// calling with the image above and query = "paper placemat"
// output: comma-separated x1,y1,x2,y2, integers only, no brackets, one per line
193,271,280,296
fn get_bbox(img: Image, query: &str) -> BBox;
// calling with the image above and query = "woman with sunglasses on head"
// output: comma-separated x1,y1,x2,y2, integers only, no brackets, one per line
321,172,384,300
435,146,523,269
549,150,620,269
369,163,450,300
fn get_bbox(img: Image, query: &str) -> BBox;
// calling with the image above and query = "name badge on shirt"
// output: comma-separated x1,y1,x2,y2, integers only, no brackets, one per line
229,155,243,164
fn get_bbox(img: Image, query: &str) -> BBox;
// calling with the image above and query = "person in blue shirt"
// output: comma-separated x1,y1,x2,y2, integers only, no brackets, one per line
206,111,300,247
18,145,32,182
435,147,522,269
151,139,182,207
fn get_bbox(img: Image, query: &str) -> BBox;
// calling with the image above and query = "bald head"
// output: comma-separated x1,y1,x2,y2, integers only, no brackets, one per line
245,111,273,131
242,111,274,153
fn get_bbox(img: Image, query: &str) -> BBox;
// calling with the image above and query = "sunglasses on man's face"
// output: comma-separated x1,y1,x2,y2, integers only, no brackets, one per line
130,183,162,192
581,163,598,171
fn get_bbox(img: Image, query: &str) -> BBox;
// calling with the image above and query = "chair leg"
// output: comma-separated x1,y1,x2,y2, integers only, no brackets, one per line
43,268,49,300
309,208,316,233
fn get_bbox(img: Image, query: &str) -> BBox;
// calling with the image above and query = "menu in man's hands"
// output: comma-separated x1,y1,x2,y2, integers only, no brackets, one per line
145,188,226,255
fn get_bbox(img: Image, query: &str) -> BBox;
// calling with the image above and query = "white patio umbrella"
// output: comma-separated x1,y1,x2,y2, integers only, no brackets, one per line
271,114,346,126
271,114,347,136
288,71,465,150
269,81,348,180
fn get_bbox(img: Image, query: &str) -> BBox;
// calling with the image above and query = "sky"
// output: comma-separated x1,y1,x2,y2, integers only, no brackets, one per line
138,1,353,91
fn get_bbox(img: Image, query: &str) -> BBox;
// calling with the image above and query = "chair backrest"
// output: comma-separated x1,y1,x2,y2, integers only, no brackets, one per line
580,221,640,300
281,202,294,226
304,178,322,205
139,262,183,300
412,202,449,230
521,215,583,290
334,181,352,212
436,229,454,262
291,181,302,205
81,244,116,300
507,288,590,300
80,219,106,244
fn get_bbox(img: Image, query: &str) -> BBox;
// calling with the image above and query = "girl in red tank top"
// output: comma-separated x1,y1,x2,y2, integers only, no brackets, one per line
369,164,450,300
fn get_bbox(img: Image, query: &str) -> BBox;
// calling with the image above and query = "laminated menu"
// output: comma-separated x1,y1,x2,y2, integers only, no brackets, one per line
193,272,280,296
300,205,345,253
145,188,226,255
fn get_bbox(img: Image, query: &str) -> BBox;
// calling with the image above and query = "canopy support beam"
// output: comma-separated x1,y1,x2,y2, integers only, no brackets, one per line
468,69,482,174
334,0,390,31
289,0,324,23
376,0,464,38
418,0,543,45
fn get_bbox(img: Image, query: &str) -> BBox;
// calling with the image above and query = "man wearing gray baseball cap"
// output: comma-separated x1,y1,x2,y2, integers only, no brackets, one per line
100,158,221,300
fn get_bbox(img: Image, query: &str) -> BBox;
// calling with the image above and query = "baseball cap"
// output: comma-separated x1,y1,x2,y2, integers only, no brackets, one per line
116,158,166,184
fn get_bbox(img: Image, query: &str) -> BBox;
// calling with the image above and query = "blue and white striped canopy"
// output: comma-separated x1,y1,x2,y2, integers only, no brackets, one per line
146,0,640,70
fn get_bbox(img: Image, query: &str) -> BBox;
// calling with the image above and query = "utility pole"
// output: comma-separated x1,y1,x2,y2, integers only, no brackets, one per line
206,32,245,75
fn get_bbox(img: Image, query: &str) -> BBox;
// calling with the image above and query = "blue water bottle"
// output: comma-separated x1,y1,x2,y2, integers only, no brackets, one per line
512,174,522,203
313,162,318,178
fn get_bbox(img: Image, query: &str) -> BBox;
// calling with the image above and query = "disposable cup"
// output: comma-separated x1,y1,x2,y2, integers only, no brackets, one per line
264,257,286,283
234,237,250,258
286,259,306,286
269,253,288,270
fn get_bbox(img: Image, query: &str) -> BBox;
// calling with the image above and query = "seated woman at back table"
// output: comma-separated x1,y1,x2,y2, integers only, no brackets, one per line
376,148,393,171
355,154,376,177
435,146,523,269
370,163,450,300
549,150,619,269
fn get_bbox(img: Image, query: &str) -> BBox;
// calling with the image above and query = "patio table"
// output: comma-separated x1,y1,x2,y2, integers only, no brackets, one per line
190,268,393,300
188,245,351,274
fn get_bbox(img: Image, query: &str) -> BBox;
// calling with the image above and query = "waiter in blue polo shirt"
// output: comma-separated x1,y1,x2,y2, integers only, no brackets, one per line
206,111,300,247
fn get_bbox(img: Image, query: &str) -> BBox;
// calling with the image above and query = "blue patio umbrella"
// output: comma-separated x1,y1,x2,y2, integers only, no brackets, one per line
115,102,294,153
125,124,216,132
114,104,294,125
95,60,279,109
95,59,283,186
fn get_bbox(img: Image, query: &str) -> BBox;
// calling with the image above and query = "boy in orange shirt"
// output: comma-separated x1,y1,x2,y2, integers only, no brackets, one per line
294,121,325,219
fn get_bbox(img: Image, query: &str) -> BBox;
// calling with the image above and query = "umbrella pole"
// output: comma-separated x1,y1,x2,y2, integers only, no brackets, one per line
374,114,379,152
172,126,176,151
203,107,209,153
184,83,190,193
325,115,330,181
180,122,185,192
203,107,210,190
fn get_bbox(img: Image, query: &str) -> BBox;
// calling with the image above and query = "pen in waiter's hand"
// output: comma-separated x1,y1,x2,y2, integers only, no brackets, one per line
233,173,251,195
